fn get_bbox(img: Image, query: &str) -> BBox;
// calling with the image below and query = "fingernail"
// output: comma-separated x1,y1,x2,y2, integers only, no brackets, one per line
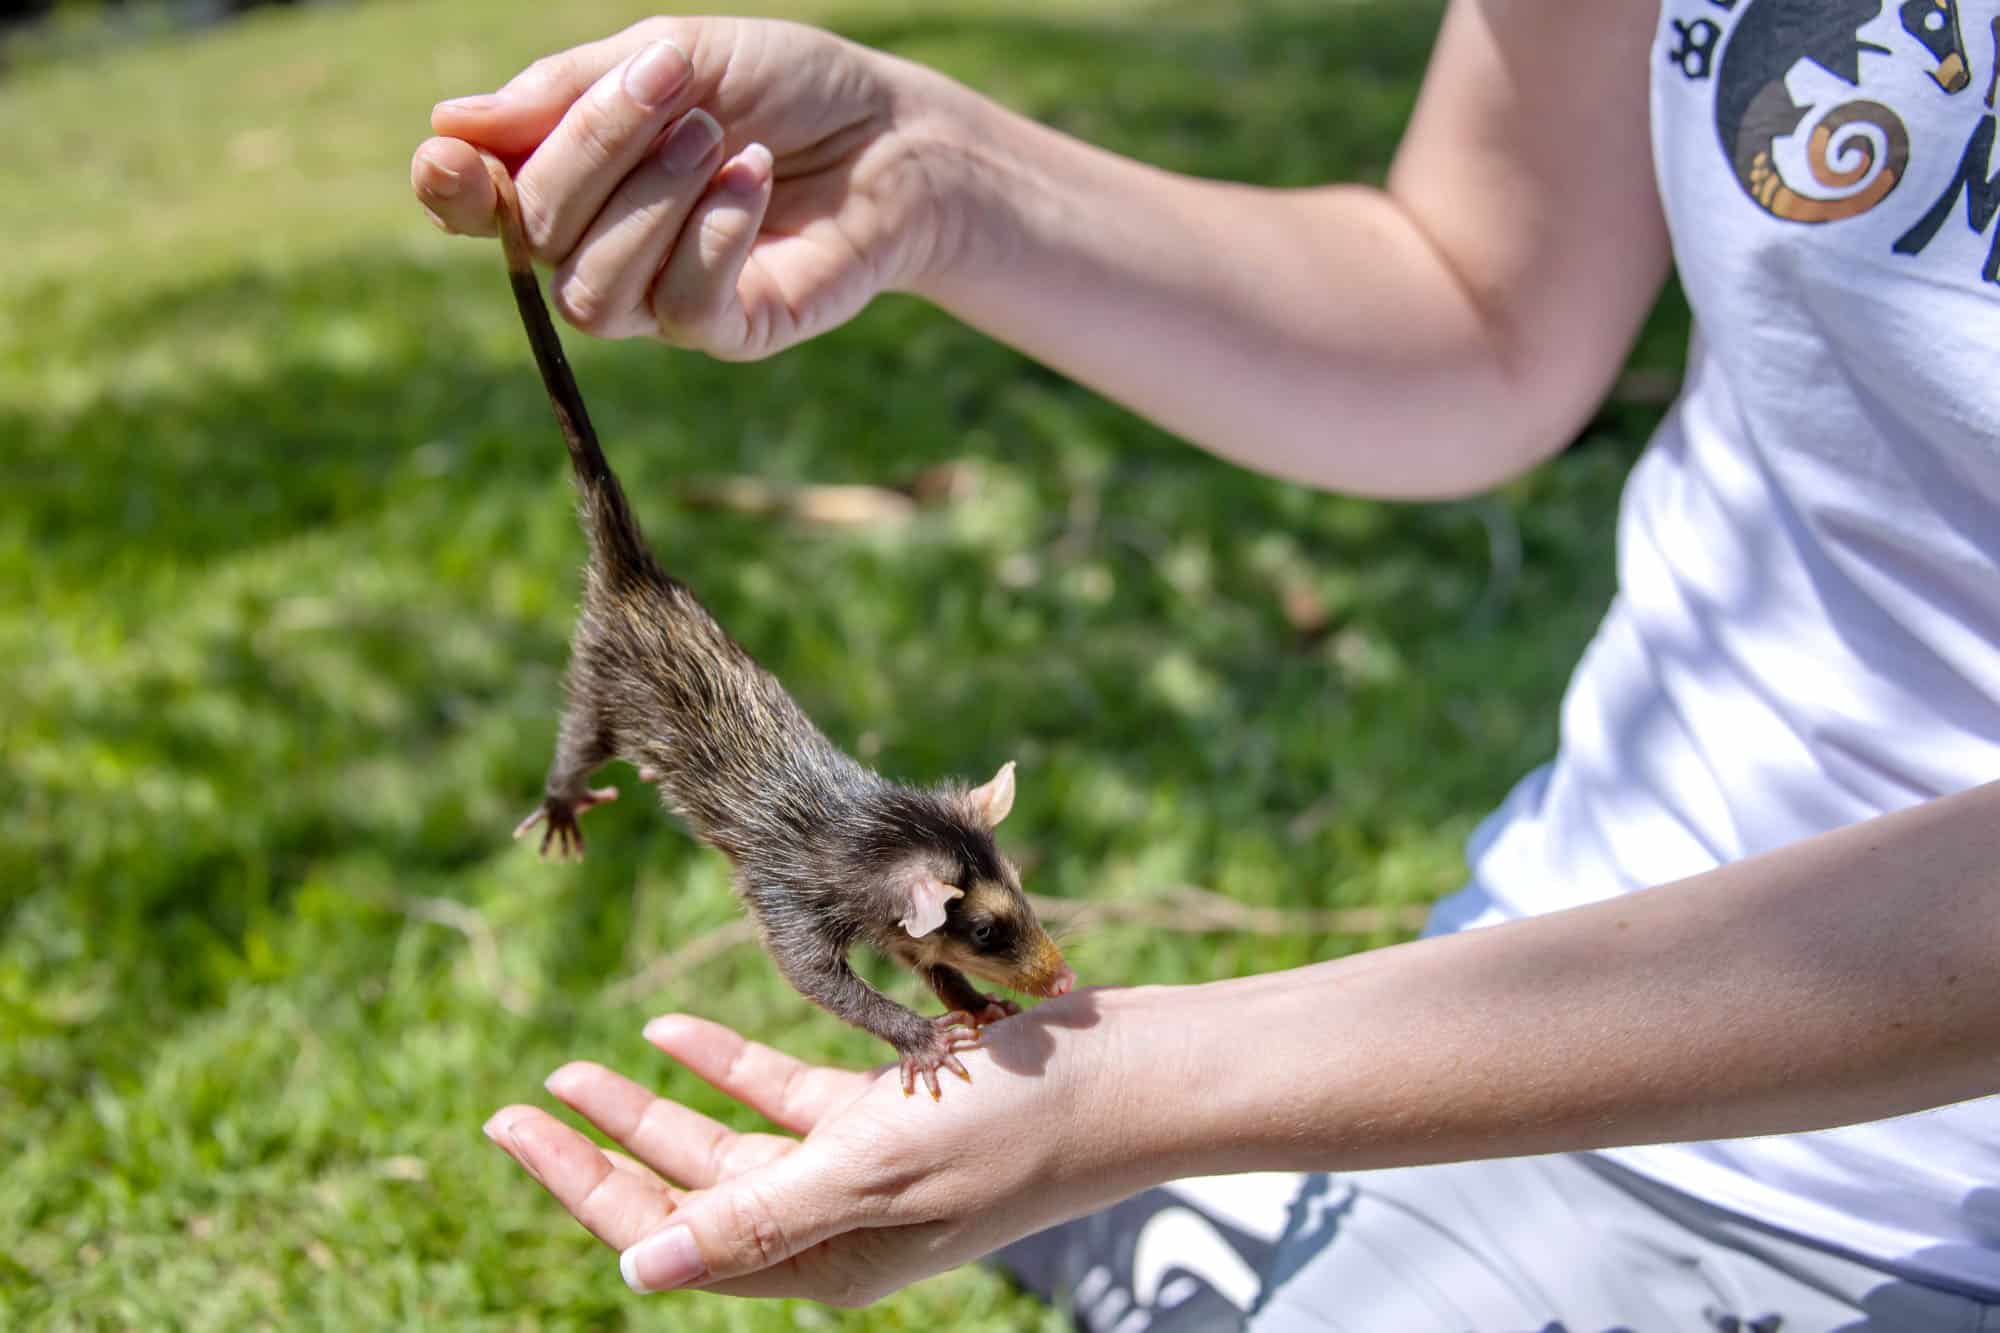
435,94,502,116
621,1226,706,1293
720,143,773,197
422,157,464,199
623,40,692,109
658,108,722,175
641,1016,676,1044
481,1111,515,1144
543,1064,584,1098
501,1121,549,1185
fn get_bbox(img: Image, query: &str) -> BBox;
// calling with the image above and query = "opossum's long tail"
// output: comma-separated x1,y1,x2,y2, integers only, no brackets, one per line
480,151,653,580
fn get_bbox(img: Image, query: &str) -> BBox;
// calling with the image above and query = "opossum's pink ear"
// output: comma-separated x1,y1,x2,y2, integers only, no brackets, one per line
900,875,964,939
969,760,1016,829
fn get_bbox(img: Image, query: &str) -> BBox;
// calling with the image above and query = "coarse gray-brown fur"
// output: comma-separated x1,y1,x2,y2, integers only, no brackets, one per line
478,152,1072,1097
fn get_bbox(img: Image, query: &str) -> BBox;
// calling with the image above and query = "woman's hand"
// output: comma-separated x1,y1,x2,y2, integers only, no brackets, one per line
412,18,971,358
479,760,2000,1305
484,994,1158,1305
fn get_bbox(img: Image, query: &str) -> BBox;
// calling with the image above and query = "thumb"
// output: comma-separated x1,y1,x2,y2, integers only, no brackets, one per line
617,1151,852,1294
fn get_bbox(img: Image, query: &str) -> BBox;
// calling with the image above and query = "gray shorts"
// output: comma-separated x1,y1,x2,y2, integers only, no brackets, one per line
999,1153,2000,1332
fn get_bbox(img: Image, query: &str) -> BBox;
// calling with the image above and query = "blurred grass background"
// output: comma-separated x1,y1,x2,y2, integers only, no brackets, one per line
0,0,1688,1326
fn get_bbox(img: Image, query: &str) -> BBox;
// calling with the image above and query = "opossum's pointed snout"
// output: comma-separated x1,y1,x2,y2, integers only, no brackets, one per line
1020,934,1075,997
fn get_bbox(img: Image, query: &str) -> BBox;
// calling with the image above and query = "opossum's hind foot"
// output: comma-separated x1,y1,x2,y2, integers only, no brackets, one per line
900,1018,982,1100
513,786,619,860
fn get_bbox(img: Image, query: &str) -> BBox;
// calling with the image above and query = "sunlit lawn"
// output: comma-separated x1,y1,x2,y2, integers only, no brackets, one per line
0,0,1682,1325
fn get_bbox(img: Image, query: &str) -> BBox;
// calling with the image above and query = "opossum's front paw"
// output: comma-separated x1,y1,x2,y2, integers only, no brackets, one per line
965,996,1020,1027
900,1019,982,1100
512,787,618,860
940,997,1019,1028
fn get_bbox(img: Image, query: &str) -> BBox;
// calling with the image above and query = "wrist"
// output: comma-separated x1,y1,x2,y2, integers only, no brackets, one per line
987,972,1338,1227
1092,964,1381,1181
879,56,1032,300
1065,981,1240,1186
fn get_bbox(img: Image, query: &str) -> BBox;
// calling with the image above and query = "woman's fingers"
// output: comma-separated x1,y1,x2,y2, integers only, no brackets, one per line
549,109,725,338
430,21,683,157
616,1151,868,1295
484,1106,677,1251
601,1146,673,1189
411,136,499,237
643,1014,877,1134
510,40,702,262
542,1060,800,1187
650,144,777,356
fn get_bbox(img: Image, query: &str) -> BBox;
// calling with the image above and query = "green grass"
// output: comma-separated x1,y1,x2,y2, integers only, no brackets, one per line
0,0,1685,1326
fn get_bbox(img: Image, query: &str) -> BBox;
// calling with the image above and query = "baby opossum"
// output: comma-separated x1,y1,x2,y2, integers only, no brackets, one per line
478,153,1074,1098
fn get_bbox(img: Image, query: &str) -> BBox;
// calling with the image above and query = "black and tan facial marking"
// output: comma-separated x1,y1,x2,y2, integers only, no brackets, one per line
877,760,1072,995
881,852,1068,994
932,879,1069,994
948,880,1026,956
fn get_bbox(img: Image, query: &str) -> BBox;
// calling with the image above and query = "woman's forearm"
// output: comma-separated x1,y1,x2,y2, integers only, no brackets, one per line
893,4,1670,499
912,96,1513,498
1109,779,2000,1180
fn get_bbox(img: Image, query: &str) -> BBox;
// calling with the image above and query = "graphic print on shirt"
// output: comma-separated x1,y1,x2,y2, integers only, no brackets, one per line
1666,0,2000,279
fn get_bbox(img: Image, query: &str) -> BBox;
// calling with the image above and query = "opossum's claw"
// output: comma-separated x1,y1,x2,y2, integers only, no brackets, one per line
515,787,619,861
902,1021,981,1100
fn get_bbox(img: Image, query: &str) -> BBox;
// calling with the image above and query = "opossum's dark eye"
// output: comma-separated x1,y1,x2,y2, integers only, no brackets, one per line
972,922,994,948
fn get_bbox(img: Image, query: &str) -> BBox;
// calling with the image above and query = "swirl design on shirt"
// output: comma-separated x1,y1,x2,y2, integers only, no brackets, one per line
1711,0,1976,222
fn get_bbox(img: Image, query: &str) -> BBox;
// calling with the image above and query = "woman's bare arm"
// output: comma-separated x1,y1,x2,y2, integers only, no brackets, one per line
1161,777,2000,1177
908,0,1671,496
480,779,2000,1299
416,2,1669,499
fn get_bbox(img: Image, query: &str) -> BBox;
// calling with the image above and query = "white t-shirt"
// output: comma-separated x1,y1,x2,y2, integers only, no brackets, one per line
1428,0,2000,1295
